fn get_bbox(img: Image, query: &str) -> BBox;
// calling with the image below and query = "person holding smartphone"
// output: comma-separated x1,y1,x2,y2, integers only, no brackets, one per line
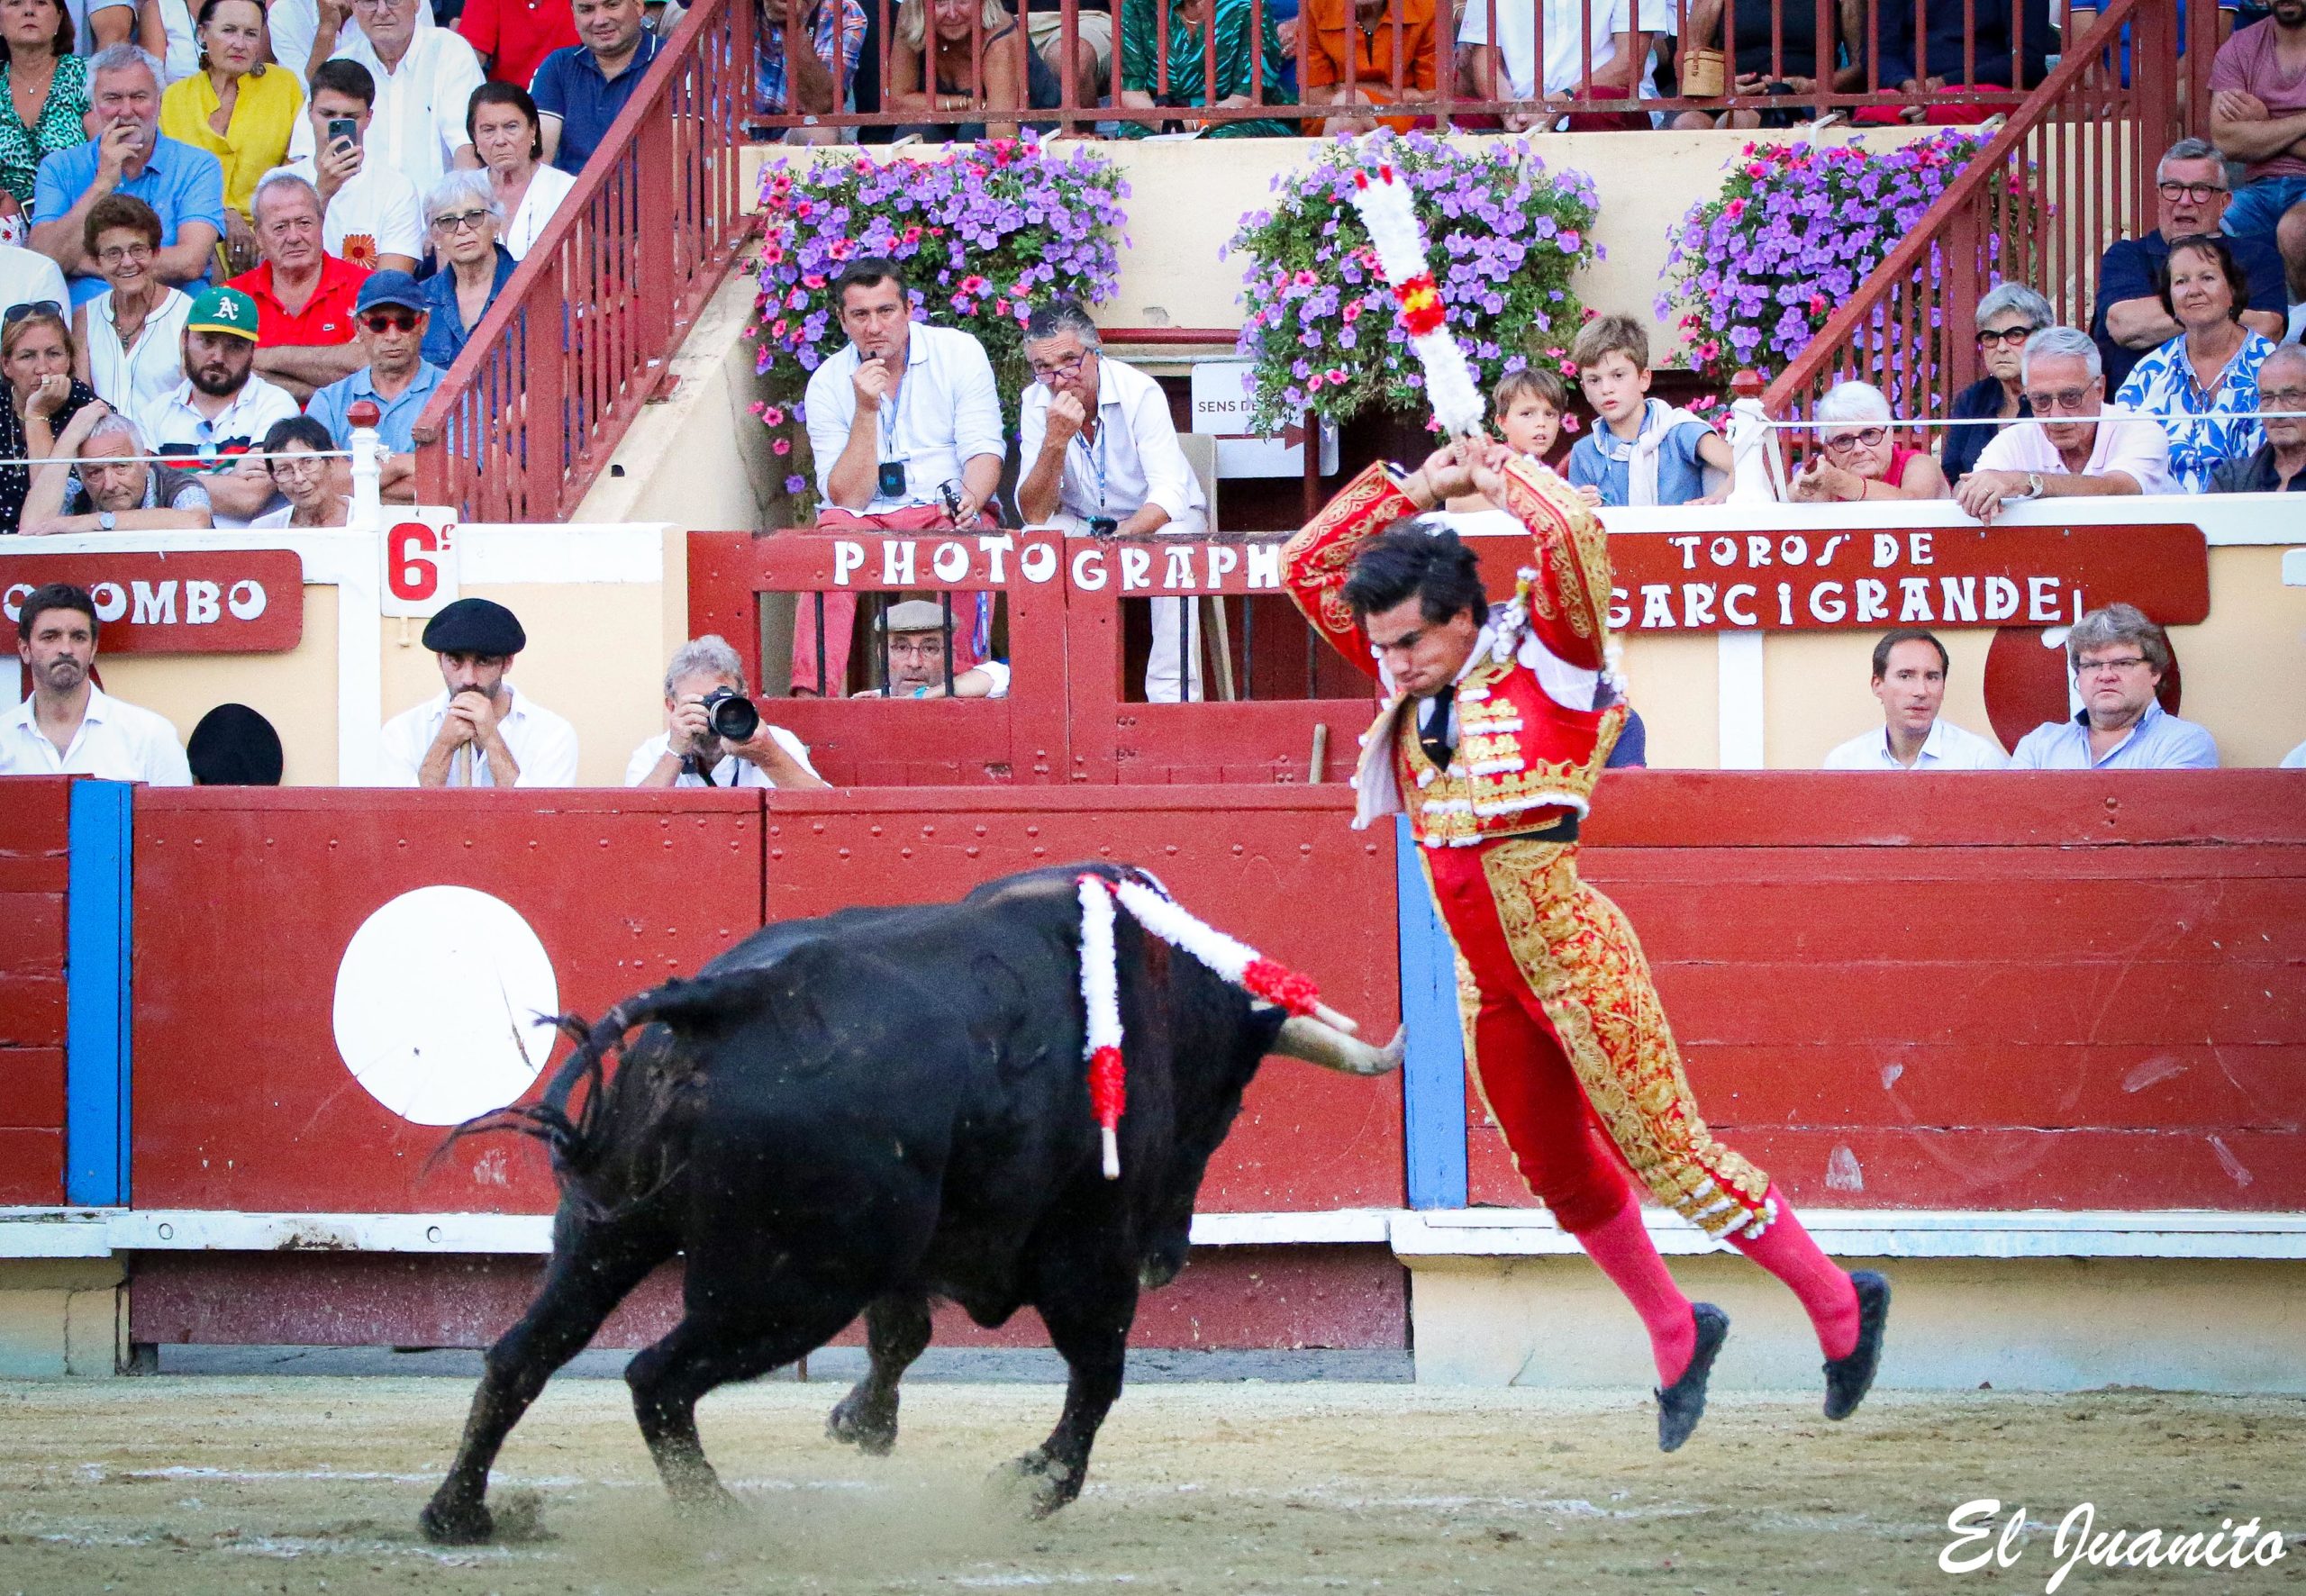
261,57,420,272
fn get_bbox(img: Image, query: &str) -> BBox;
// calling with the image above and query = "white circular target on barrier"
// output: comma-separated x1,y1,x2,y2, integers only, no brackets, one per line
331,885,560,1127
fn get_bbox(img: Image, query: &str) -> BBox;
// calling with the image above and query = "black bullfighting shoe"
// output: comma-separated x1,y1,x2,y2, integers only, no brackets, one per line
1822,1270,1892,1420
1656,1302,1730,1453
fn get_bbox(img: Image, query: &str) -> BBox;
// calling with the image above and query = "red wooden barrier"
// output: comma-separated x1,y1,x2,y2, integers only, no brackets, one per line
1464,773,2306,1212
0,776,69,1204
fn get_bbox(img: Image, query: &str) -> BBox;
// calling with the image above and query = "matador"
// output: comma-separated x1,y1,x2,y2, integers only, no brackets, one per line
1283,442,1892,1449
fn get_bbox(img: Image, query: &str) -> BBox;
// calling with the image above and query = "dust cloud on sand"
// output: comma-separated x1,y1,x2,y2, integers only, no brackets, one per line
1,1378,2301,1594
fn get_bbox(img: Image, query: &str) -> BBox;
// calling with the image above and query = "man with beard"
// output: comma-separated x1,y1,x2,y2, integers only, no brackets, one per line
377,596,579,787
138,285,302,526
0,583,191,783
29,46,226,307
849,598,1012,698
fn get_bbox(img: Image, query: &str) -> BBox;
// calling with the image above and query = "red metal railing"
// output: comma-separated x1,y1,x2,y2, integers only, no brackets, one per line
413,0,758,521
1764,0,2220,428
758,0,2077,138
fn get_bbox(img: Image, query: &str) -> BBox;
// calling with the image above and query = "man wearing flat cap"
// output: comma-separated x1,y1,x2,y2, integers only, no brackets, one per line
850,598,1012,699
377,596,579,786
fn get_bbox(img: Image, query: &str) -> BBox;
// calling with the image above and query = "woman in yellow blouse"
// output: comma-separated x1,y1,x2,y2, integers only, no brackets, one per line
159,0,300,273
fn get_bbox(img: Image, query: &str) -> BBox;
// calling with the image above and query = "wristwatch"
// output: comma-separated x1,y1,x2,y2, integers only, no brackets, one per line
97,511,116,530
2019,472,2045,501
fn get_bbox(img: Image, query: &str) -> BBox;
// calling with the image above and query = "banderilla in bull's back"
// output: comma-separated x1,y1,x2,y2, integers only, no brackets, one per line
417,862,1402,1545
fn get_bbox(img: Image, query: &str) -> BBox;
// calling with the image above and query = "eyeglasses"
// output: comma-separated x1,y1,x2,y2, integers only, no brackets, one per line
95,242,151,267
1975,325,2037,348
430,208,492,234
1028,350,1088,381
2156,180,2226,204
361,310,419,332
268,453,325,478
2260,385,2306,408
1822,425,1887,452
2075,655,2149,676
2022,385,2098,413
3,298,59,323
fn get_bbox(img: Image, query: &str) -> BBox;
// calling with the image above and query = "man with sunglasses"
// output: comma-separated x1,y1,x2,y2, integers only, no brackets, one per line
2209,342,2306,492
2011,603,2219,770
306,269,441,504
1016,296,1210,702
2090,138,2288,393
1955,326,2174,523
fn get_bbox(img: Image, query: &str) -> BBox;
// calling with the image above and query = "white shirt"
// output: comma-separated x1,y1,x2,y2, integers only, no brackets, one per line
1973,404,2176,495
84,286,192,422
65,0,135,58
0,685,190,784
311,28,484,197
804,322,1004,513
0,244,66,317
1457,0,1665,100
1822,717,2011,770
268,0,434,87
622,725,820,788
138,372,302,526
268,157,424,266
155,0,198,78
501,163,575,259
377,682,580,786
1018,353,1207,530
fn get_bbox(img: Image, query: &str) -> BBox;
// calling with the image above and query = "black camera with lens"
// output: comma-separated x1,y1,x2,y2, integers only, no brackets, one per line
698,686,760,744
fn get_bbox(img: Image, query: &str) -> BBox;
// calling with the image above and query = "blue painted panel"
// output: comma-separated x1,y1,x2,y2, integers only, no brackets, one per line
65,779,132,1207
1395,814,1466,1210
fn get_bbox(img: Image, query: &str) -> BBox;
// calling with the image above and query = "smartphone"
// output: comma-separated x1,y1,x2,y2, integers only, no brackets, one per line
327,117,359,151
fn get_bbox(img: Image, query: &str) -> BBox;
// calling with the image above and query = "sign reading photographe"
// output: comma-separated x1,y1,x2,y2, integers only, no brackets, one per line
0,549,304,653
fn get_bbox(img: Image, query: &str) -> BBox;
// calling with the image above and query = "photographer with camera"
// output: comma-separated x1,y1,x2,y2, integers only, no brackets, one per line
628,635,829,790
1016,297,1208,703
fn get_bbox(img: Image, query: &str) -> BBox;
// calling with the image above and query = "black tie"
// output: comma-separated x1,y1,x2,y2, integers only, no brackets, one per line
1419,685,1457,770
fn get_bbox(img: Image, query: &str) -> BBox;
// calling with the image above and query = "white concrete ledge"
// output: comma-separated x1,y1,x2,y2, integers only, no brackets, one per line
6,1206,2302,1261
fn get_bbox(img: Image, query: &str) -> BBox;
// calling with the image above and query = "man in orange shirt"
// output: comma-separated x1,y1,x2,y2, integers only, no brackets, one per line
1301,0,1439,132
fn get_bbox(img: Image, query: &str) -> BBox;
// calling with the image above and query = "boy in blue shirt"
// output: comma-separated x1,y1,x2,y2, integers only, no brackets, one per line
1566,314,1733,507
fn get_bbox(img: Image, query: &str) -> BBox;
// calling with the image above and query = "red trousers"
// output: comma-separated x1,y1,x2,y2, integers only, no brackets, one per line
1423,833,1773,1239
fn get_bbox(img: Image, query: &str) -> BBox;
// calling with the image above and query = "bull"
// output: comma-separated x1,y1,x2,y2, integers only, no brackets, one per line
419,863,1402,1544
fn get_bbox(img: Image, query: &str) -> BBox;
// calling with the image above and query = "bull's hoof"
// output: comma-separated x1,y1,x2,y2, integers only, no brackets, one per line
827,1387,898,1455
998,1449,1084,1519
419,1493,495,1546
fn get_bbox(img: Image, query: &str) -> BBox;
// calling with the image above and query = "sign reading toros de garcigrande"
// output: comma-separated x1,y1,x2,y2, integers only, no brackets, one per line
1601,522,2211,633
0,550,304,653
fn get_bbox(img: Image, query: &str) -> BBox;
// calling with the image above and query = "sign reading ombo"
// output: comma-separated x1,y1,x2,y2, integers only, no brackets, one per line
0,550,304,652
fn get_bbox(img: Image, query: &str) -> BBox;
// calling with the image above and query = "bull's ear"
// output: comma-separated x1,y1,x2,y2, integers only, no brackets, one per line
1273,1017,1404,1077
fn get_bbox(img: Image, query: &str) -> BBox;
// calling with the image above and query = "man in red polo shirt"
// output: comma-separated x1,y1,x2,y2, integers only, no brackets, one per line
224,171,372,404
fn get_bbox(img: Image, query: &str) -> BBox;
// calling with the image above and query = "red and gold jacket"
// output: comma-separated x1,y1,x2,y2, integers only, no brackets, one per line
1280,458,1624,848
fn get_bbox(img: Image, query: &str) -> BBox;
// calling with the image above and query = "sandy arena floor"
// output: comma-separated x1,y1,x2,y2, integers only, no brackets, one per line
1,1377,2301,1595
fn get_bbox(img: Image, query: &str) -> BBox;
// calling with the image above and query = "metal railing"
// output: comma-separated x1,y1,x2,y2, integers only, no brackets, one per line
756,0,2082,138
412,0,759,521
1764,0,2220,431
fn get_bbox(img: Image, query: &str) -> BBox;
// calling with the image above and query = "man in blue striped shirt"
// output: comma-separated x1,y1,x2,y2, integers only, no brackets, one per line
2011,603,2220,768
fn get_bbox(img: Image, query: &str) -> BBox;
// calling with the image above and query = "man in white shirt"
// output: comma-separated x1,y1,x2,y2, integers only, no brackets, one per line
377,597,580,786
138,285,302,524
1956,326,2175,522
1,583,190,784
797,256,1004,694
1821,629,2011,770
266,59,423,273
1016,296,1211,702
0,241,68,317
295,0,481,199
1459,0,1659,129
626,634,829,789
268,0,435,86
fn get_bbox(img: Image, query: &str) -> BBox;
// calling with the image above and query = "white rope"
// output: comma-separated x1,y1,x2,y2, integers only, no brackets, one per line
1758,408,2306,431
0,448,355,467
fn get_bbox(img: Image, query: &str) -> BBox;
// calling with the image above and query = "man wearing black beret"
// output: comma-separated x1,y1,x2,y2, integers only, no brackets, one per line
377,597,579,786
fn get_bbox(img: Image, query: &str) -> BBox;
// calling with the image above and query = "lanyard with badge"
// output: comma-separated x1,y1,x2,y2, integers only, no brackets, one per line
875,352,910,500
1067,394,1117,537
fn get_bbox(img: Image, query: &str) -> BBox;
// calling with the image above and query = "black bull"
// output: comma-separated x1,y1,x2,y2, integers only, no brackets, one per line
420,864,1402,1543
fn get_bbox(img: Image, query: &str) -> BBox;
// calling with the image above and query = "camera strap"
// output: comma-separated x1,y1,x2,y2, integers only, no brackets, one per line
679,753,719,786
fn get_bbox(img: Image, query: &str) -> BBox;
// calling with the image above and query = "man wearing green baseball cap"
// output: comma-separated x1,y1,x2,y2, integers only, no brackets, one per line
139,284,302,528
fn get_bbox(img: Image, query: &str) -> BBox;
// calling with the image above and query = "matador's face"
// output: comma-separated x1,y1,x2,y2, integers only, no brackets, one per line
1363,595,1480,699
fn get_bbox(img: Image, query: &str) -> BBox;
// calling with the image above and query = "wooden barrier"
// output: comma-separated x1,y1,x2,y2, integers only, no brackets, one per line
0,777,69,1204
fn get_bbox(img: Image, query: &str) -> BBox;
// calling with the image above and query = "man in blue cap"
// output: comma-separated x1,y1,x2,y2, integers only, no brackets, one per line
307,268,442,503
377,595,579,786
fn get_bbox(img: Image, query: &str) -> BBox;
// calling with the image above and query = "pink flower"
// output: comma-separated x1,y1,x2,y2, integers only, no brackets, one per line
1744,162,1766,178
1294,269,1318,287
771,319,789,338
1562,413,1581,433
1342,303,1361,323
1558,359,1577,376
761,405,785,426
958,274,988,295
802,274,827,289
1724,197,1746,222
772,438,792,455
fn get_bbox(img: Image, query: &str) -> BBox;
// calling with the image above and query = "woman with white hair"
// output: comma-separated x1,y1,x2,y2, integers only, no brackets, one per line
1788,380,1947,502
1946,281,2052,483
415,168,513,370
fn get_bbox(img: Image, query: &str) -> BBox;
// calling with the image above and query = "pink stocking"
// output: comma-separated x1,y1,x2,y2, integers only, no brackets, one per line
1729,1185,1861,1361
1574,1197,1697,1385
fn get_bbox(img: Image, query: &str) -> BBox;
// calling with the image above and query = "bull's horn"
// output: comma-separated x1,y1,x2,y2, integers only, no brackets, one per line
1274,1016,1406,1077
